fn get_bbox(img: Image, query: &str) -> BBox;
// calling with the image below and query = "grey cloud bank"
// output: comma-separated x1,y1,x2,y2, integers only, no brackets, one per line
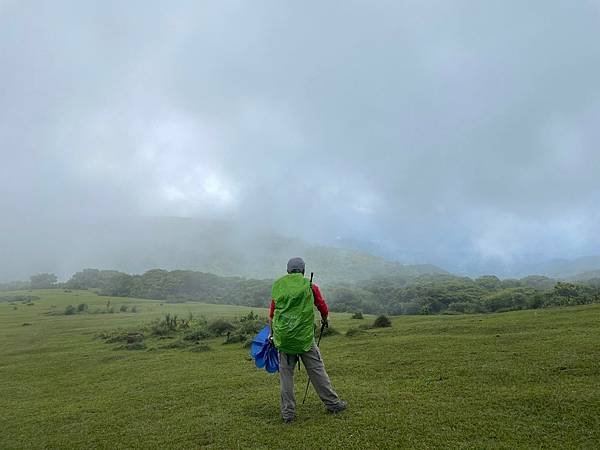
1,1,600,280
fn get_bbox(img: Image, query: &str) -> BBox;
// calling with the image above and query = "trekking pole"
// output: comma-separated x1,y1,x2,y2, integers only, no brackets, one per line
302,319,326,405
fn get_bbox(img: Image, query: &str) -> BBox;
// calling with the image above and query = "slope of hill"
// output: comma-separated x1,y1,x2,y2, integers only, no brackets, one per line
1,291,599,448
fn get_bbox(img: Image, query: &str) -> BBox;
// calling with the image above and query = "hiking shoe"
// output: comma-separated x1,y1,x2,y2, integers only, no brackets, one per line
327,400,347,414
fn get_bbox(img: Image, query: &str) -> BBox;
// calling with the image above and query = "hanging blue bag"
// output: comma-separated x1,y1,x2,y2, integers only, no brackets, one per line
250,325,279,373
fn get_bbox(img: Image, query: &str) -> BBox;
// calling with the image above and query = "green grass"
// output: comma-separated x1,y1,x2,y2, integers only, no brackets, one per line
1,290,599,449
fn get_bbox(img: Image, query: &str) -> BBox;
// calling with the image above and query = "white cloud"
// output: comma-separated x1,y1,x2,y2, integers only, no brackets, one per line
2,0,600,275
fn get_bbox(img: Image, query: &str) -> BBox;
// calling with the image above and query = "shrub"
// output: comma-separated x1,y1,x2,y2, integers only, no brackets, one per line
207,319,235,336
77,303,88,312
131,306,138,313
223,333,245,344
373,314,392,328
346,327,366,337
64,305,76,315
183,328,210,342
351,311,364,319
240,311,259,322
148,313,191,336
99,331,144,344
149,315,176,336
120,305,128,312
237,318,264,336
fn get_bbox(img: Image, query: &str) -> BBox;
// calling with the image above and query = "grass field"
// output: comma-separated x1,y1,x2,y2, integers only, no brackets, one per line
1,290,599,449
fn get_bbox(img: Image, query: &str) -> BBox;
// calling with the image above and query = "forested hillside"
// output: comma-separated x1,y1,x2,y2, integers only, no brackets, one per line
56,268,600,316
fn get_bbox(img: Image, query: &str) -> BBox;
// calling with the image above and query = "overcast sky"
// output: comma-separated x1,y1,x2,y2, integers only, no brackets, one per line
1,1,600,276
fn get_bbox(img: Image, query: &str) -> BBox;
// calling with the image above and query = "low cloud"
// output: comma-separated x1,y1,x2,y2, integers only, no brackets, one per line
1,1,600,278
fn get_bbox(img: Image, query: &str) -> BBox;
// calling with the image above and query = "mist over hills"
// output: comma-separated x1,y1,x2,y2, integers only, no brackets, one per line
0,217,448,284
524,256,600,280
4,216,600,317
323,237,600,281
3,216,600,284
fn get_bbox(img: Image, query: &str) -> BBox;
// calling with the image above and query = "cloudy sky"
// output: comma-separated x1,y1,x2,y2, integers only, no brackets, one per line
1,1,600,276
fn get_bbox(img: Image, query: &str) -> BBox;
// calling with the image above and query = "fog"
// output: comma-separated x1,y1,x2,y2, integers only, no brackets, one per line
2,1,600,280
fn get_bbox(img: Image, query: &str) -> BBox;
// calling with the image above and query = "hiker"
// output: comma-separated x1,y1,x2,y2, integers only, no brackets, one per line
268,257,347,422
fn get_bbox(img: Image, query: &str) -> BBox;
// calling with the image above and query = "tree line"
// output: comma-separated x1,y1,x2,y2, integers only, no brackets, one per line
327,274,600,314
3,268,600,315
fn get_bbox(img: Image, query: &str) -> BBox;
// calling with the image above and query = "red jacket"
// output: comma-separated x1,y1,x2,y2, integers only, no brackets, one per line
269,283,329,319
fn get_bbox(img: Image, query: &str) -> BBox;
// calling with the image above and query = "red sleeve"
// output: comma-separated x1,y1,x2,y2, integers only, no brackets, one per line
311,283,329,318
269,299,275,319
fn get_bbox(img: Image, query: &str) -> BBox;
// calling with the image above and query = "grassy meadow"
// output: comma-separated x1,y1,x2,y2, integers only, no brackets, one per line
1,289,599,449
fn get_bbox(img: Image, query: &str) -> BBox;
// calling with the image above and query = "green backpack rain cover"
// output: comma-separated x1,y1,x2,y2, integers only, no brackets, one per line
272,273,315,355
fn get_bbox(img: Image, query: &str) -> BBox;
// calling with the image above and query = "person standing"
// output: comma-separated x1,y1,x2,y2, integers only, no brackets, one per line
268,257,347,423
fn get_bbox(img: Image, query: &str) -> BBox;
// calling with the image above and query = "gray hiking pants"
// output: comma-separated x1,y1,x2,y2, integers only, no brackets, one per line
279,343,341,419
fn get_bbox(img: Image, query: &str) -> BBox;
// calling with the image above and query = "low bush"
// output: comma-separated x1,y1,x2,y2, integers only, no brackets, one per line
223,333,244,344
346,327,366,337
99,331,144,344
351,312,364,319
208,319,235,336
224,312,266,344
100,312,266,352
64,305,76,315
119,305,128,312
77,303,88,312
373,315,392,328
183,328,210,342
148,313,190,336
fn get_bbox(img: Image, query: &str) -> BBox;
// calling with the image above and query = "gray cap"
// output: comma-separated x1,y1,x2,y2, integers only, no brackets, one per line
287,257,305,273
